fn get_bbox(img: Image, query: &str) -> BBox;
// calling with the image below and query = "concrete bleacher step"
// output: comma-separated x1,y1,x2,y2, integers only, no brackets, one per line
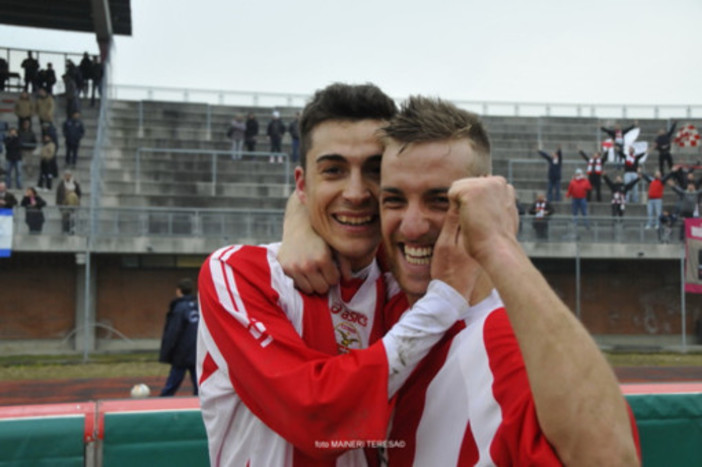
101,193,289,209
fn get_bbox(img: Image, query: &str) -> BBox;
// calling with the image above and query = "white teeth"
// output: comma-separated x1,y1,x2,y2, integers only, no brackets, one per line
336,215,372,225
403,245,433,265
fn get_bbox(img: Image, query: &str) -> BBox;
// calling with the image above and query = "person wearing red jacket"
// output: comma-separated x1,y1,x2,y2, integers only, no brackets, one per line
642,169,676,229
566,168,592,227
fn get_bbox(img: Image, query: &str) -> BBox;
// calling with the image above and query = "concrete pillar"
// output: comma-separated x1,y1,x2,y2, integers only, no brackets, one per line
74,252,97,352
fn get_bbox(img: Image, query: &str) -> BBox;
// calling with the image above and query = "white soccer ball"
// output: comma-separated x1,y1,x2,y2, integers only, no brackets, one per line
130,383,151,398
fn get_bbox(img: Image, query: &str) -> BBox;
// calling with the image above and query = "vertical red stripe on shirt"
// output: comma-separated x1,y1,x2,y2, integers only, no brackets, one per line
457,421,479,466
482,308,561,466
387,321,466,465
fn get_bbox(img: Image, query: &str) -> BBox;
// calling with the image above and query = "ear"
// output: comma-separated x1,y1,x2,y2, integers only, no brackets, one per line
294,166,307,204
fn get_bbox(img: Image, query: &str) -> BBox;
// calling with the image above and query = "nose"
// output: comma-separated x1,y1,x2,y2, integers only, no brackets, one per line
399,201,430,240
343,169,372,205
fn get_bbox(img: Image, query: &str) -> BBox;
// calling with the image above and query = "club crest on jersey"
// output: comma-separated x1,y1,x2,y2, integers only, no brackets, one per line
335,322,361,353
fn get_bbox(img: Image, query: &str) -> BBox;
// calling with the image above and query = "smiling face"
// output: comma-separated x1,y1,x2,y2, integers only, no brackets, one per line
295,119,384,272
380,138,477,304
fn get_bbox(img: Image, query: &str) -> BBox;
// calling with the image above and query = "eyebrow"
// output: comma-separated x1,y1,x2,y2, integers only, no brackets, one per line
380,187,449,196
315,154,346,164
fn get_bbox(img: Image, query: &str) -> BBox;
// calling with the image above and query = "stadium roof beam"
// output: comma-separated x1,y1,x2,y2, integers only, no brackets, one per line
0,0,131,36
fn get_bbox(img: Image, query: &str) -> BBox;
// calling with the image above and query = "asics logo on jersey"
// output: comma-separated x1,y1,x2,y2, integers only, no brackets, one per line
330,302,369,327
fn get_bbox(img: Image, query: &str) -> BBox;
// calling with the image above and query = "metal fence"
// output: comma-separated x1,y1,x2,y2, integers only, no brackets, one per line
110,83,702,119
8,206,680,247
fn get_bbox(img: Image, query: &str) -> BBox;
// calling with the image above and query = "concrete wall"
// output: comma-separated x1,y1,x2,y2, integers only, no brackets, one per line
1,253,701,353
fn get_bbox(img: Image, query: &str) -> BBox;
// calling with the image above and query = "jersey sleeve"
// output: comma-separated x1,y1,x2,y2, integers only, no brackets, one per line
198,245,391,458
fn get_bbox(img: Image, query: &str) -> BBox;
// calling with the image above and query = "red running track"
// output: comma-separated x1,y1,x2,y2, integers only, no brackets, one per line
0,366,701,407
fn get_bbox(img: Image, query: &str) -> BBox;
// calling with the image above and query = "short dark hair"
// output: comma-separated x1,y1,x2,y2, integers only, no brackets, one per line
299,83,397,169
381,96,491,175
177,278,193,295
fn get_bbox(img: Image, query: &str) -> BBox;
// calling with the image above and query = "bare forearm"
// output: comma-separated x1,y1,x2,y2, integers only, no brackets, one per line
479,239,638,465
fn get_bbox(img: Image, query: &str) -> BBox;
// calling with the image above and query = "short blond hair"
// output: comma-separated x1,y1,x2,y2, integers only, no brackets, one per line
381,96,491,176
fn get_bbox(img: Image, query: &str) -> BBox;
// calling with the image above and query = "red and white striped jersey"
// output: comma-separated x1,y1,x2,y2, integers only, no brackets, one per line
197,243,466,467
386,290,561,466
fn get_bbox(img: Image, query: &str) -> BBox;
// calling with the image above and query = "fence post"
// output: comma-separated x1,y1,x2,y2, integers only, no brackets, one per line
135,148,141,194
206,104,212,141
138,101,144,138
212,151,217,197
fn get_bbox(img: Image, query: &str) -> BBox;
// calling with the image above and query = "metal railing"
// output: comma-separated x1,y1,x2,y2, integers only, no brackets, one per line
133,148,293,196
8,207,681,247
109,83,702,119
10,205,284,243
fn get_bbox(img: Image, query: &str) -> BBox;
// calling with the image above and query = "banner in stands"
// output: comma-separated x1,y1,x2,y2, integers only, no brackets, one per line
684,218,702,293
0,209,12,257
675,124,700,148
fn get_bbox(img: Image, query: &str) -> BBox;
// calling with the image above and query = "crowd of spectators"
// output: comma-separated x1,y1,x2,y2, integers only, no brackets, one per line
530,119,694,243
1,50,90,235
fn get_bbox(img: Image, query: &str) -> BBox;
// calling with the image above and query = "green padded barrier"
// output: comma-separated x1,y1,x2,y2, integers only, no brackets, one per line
102,410,208,467
626,393,702,467
0,416,85,467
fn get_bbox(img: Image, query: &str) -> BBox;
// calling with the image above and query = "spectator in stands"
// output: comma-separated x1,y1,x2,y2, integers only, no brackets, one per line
528,193,554,240
0,181,18,209
602,171,639,218
37,133,57,191
267,110,286,163
621,145,646,203
90,55,103,108
34,88,55,126
20,51,39,93
642,170,675,230
288,111,301,164
672,165,700,190
227,115,246,160
41,122,59,159
579,148,604,202
159,278,199,397
0,57,9,91
38,63,57,95
18,119,37,164
62,73,80,118
3,127,22,189
14,91,34,130
654,121,678,175
79,52,93,98
659,209,677,243
244,112,259,153
55,170,81,234
20,187,46,234
671,182,702,239
538,145,563,202
600,121,638,156
62,112,85,168
566,168,592,227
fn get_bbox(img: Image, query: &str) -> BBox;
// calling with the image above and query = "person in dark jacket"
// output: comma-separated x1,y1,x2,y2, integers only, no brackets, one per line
654,121,678,175
267,110,286,163
159,278,200,396
20,187,46,233
62,112,85,168
244,112,259,153
528,193,554,240
602,172,640,217
4,127,23,189
538,145,562,202
578,149,604,202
